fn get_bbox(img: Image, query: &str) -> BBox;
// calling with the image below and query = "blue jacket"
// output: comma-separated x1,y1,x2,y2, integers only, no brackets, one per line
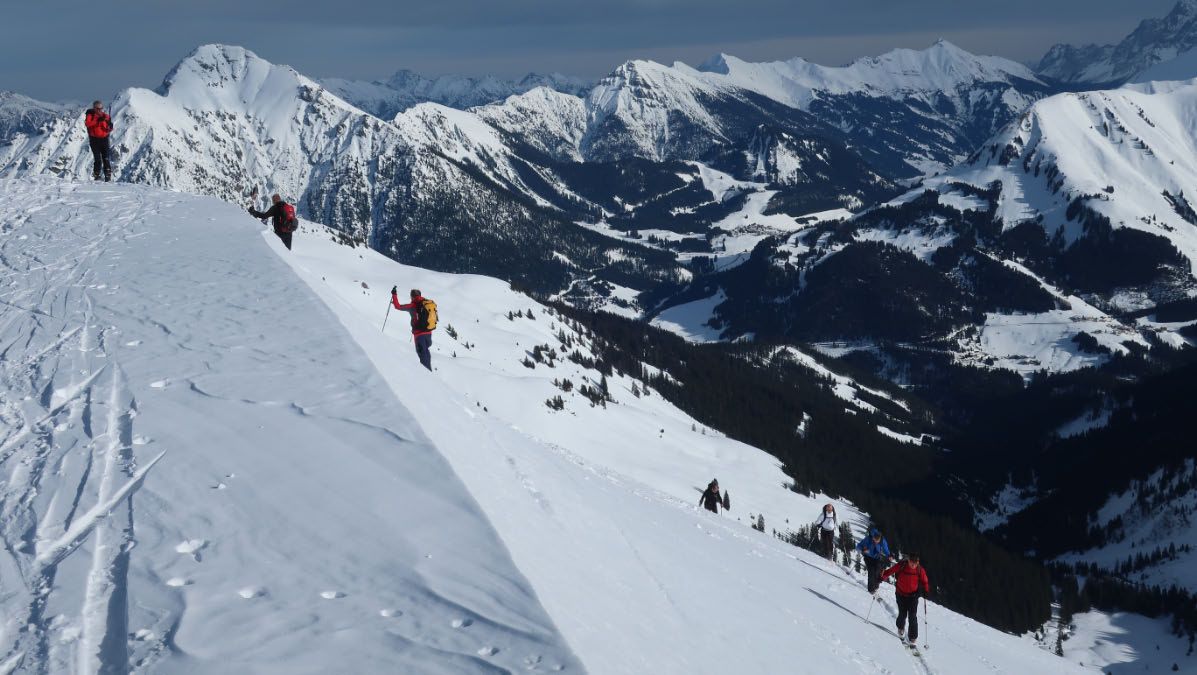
856,536,891,560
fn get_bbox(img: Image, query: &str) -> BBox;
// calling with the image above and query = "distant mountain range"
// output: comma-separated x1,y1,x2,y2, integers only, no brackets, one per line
320,70,593,119
1037,0,1197,85
1,8,1196,614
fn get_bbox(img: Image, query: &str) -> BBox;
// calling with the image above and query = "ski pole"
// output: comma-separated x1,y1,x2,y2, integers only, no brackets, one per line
922,596,929,649
864,594,877,623
382,300,392,333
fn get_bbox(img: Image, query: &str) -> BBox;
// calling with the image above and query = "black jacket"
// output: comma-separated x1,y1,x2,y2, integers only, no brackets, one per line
248,202,289,232
699,487,722,513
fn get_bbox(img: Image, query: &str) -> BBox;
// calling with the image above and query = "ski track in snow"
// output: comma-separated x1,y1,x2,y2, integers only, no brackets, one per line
0,184,161,675
0,178,581,674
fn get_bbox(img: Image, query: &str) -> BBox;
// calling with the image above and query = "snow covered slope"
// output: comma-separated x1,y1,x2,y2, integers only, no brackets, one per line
276,187,1091,675
0,92,69,142
951,81,1197,285
775,78,1197,373
0,176,1095,673
0,44,412,242
693,40,1049,176
0,177,580,673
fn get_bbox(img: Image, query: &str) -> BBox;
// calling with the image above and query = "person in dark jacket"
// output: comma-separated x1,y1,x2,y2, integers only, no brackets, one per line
699,479,725,514
857,528,894,593
391,287,434,370
880,554,931,643
814,503,837,560
83,101,113,181
248,193,296,250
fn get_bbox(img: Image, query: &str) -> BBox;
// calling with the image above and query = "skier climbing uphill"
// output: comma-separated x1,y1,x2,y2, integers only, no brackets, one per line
247,193,298,250
699,479,728,514
857,528,893,593
880,554,931,645
814,504,837,560
391,287,437,371
83,101,113,181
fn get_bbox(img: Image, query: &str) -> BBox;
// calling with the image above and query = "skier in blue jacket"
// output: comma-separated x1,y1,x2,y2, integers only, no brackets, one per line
857,528,894,593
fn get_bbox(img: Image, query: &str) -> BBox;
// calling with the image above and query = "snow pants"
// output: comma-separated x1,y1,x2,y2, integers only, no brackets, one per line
820,528,835,560
88,136,111,178
274,229,292,250
414,333,432,371
864,556,883,593
896,594,920,641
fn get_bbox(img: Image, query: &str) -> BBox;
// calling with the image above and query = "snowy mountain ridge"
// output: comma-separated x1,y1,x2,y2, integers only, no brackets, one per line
321,69,592,120
699,39,1043,104
0,176,1099,673
0,91,71,142
1037,0,1197,85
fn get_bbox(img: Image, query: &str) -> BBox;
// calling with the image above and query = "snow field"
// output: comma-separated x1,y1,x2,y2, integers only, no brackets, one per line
0,178,578,674
278,193,1090,674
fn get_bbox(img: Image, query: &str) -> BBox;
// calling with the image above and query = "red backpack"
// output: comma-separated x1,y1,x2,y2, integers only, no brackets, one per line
279,202,298,233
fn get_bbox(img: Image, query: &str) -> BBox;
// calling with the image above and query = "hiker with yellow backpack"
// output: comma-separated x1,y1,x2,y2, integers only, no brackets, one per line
390,287,438,370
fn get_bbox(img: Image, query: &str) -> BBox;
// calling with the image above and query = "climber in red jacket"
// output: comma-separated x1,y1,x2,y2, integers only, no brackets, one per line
880,554,931,643
84,101,113,181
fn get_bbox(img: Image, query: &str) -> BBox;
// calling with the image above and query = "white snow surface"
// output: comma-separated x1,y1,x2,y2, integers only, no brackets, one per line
1059,610,1193,674
921,81,1197,276
0,177,1093,674
649,292,728,342
0,178,579,674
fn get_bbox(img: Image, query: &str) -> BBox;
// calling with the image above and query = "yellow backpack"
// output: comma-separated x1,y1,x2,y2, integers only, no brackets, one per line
416,298,438,331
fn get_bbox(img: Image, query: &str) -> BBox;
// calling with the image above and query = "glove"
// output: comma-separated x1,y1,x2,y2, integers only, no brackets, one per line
391,286,398,295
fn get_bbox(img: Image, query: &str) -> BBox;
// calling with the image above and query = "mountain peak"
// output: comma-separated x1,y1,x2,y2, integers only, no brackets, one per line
155,44,313,112
159,44,278,93
697,53,738,75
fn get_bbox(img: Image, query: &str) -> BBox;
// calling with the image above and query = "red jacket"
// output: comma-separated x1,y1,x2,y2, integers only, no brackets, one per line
85,110,112,138
881,561,930,597
391,292,432,337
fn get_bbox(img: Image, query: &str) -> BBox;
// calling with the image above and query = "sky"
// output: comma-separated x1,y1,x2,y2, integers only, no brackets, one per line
0,0,1181,101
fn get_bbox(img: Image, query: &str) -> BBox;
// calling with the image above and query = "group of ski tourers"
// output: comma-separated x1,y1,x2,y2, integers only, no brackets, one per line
816,503,932,648
702,487,931,649
82,103,440,371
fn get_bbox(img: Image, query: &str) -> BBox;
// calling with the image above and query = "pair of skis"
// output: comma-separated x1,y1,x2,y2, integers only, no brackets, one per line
865,594,929,653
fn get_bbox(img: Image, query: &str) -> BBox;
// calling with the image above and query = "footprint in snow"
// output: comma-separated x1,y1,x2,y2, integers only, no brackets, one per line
477,646,499,657
132,435,150,445
130,629,155,642
238,586,265,599
451,618,473,629
320,591,345,600
379,608,402,618
211,482,227,490
149,379,169,389
124,340,141,347
165,577,192,587
175,539,207,561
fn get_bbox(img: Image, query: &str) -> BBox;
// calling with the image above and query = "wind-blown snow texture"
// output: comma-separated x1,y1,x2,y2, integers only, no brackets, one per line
0,177,1092,674
0,178,578,674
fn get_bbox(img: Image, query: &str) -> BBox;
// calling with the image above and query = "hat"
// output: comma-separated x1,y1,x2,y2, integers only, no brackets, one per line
870,528,881,537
